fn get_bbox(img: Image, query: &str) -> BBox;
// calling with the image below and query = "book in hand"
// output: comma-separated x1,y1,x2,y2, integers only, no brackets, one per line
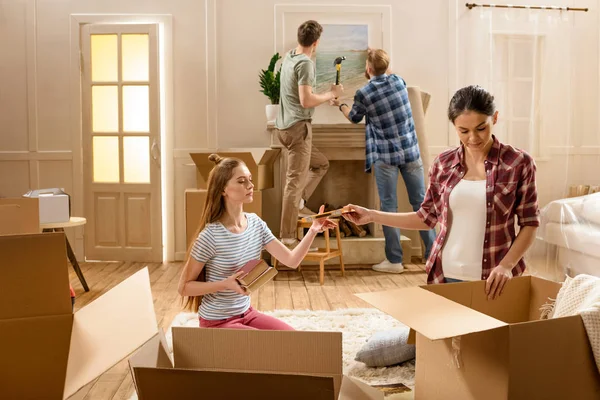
300,205,355,223
235,259,278,293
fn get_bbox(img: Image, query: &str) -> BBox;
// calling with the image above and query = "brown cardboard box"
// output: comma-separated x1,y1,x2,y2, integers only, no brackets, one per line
185,188,262,247
357,276,600,400
189,148,280,190
129,327,383,399
0,197,40,235
0,233,158,399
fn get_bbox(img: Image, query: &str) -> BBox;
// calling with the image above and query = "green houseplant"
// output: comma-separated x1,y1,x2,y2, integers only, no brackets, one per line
259,52,282,122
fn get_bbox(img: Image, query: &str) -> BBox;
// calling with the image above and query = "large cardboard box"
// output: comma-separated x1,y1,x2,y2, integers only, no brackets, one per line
189,148,280,190
129,327,383,399
0,233,158,399
357,277,600,400
185,188,262,247
0,197,40,235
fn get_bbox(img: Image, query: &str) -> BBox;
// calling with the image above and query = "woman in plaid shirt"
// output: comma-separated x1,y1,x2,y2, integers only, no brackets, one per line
344,85,540,300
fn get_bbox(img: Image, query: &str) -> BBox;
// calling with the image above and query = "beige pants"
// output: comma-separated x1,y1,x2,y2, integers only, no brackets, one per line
277,120,329,239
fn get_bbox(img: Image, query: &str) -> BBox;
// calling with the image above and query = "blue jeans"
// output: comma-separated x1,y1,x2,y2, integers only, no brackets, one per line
445,278,463,283
373,158,436,264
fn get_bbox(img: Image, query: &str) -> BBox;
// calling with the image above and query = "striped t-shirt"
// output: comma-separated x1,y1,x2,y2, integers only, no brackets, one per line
190,213,276,320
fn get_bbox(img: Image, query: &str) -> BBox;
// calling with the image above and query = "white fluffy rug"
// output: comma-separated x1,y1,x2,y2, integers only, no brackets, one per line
162,308,415,388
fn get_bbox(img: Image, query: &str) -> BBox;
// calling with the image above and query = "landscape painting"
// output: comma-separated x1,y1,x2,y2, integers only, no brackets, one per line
314,24,369,100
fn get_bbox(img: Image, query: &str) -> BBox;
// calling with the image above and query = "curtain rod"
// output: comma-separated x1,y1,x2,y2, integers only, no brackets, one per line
465,3,588,12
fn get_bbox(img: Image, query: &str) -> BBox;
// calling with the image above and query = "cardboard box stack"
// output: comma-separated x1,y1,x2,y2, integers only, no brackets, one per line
357,277,600,400
185,148,280,248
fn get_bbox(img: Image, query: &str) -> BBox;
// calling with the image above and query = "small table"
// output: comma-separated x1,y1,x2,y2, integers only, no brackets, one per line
41,217,89,292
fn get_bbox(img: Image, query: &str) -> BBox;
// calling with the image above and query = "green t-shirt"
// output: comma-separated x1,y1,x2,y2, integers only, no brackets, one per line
275,49,316,130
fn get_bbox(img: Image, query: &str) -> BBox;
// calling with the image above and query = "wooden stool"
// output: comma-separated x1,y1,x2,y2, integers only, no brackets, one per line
273,219,345,285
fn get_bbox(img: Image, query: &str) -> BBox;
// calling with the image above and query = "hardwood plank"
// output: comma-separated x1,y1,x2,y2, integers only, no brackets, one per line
357,270,385,292
301,271,331,311
327,271,372,309
289,280,311,310
274,280,293,310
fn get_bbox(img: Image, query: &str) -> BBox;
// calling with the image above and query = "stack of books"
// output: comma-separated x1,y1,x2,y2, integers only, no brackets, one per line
235,259,278,293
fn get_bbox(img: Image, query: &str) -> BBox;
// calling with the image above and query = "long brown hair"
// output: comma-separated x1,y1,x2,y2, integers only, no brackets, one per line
182,153,246,312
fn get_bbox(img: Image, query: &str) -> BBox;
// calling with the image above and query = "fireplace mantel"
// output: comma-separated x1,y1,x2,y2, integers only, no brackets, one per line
267,123,367,160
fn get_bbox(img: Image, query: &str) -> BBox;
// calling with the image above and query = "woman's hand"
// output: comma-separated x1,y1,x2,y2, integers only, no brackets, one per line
310,205,338,233
329,98,341,107
223,271,248,295
342,203,373,225
485,265,513,300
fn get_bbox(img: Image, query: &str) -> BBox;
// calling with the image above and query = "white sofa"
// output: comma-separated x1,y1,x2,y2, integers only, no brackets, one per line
536,192,600,278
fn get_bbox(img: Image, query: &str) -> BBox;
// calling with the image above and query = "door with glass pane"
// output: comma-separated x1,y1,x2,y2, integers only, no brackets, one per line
81,24,162,262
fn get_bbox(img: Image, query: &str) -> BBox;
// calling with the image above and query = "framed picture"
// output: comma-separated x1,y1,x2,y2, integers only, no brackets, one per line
275,5,392,124
314,24,369,100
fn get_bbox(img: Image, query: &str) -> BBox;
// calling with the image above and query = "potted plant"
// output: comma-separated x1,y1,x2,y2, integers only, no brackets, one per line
259,52,282,123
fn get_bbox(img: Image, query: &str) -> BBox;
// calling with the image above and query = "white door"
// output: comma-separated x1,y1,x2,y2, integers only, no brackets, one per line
81,24,162,262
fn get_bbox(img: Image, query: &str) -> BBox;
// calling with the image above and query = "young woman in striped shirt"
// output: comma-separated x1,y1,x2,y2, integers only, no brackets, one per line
344,85,540,301
178,153,336,330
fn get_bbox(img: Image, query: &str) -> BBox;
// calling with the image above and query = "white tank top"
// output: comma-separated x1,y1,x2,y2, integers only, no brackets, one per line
441,179,487,281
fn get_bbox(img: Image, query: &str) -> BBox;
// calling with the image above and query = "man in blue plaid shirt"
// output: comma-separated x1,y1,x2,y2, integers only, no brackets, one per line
331,49,436,274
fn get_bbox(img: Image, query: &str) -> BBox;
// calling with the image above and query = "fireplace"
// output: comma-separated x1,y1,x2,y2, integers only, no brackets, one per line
264,123,413,266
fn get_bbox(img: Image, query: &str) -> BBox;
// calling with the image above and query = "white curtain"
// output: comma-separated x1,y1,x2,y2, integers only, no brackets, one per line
456,5,576,165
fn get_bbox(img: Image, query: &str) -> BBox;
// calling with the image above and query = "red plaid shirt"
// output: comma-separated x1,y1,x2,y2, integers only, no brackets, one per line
416,136,540,284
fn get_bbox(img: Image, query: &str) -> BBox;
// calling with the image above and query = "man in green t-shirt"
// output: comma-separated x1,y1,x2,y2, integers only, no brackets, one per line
275,20,343,247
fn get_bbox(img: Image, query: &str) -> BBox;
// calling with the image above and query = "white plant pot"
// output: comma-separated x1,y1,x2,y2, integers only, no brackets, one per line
265,104,279,123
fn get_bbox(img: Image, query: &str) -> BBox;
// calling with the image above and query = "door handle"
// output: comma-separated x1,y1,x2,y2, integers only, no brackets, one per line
151,138,161,168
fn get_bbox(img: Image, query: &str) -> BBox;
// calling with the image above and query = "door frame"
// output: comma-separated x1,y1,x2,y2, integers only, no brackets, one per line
69,14,174,262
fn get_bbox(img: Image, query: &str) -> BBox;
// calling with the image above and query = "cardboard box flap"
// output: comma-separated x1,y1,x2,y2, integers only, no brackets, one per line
528,276,562,321
0,232,71,319
129,331,173,369
172,327,343,375
132,367,335,400
0,198,40,235
189,148,280,189
339,376,384,400
356,287,507,340
63,268,158,399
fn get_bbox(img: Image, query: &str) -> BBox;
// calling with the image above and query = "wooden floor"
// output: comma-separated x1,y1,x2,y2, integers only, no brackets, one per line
67,260,426,400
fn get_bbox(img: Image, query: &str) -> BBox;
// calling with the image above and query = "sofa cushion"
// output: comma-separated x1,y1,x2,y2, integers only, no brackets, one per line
544,222,600,259
542,197,584,224
581,193,600,225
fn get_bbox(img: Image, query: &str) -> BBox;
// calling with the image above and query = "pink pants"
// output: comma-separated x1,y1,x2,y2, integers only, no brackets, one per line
199,306,295,330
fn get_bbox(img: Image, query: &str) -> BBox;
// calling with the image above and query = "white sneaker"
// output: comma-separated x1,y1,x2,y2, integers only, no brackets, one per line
298,199,317,217
372,260,404,274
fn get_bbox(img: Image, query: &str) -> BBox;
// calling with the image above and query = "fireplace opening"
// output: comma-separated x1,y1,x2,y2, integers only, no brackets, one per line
305,160,377,239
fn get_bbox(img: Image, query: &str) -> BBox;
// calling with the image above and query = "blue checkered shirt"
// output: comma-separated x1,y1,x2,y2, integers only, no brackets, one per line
348,74,421,172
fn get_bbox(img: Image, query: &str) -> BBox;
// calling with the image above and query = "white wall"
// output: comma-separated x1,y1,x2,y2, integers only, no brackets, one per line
0,0,598,261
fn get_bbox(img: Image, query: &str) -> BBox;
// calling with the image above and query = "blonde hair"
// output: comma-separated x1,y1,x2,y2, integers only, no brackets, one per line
367,49,390,76
181,153,246,312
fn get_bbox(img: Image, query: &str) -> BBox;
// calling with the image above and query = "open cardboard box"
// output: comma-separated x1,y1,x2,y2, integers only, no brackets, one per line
0,232,158,399
129,327,383,400
357,276,600,400
189,148,280,190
